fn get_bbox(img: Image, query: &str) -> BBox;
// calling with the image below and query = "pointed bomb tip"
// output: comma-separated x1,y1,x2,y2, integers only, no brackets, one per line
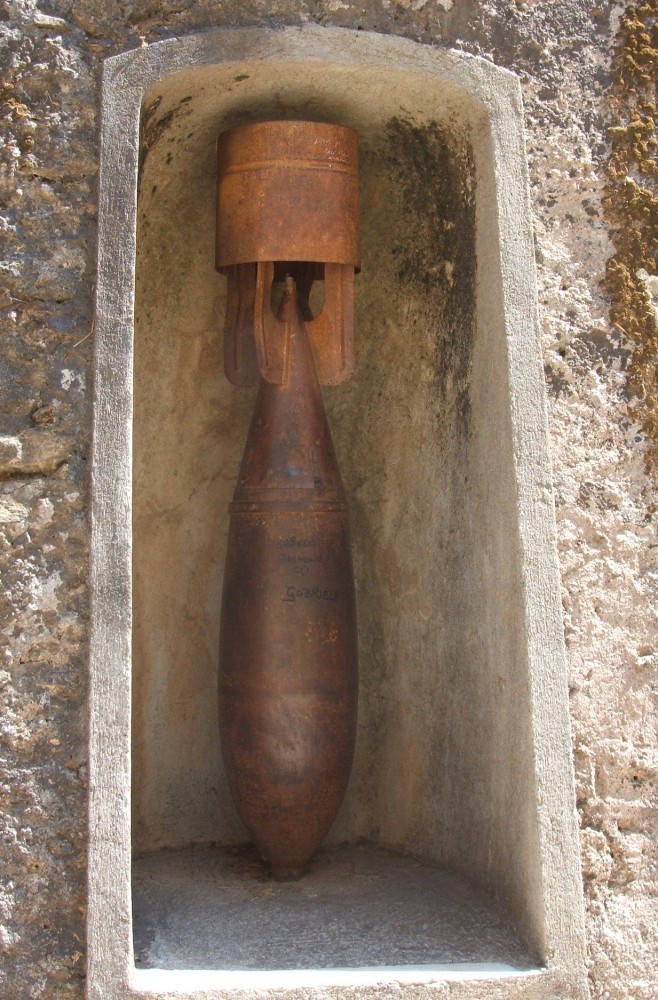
284,274,297,295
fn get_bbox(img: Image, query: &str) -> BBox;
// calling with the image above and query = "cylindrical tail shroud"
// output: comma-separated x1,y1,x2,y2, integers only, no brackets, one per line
218,282,358,879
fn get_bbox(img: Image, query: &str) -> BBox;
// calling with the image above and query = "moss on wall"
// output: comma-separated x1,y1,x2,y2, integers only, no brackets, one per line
605,3,658,471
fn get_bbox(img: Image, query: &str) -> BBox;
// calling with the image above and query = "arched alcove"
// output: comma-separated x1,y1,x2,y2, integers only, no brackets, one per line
88,26,587,1000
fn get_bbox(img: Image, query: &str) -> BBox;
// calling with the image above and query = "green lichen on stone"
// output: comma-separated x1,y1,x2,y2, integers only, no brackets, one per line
605,3,658,471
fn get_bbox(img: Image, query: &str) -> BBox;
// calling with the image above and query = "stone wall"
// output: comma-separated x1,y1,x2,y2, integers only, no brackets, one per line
0,3,656,999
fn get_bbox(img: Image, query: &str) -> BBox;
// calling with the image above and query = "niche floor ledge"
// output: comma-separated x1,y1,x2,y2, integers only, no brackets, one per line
132,844,538,976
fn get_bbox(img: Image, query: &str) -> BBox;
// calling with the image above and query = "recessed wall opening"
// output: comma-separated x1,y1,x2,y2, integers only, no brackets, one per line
131,58,540,979
88,26,587,1000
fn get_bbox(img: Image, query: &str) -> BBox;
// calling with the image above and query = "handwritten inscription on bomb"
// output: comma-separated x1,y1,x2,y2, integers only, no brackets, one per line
278,537,339,602
279,535,324,576
284,585,339,604
280,536,317,550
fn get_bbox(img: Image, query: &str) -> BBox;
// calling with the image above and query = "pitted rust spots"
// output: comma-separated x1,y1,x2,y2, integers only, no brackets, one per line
605,3,658,473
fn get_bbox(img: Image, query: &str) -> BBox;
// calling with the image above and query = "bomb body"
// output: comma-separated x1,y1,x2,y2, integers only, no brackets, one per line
218,285,358,879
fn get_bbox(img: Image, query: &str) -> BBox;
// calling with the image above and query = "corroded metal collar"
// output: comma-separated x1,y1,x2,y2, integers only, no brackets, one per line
216,120,360,272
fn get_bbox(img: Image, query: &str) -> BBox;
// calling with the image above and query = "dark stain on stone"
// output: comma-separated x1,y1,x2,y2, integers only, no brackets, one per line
382,116,476,433
139,95,193,175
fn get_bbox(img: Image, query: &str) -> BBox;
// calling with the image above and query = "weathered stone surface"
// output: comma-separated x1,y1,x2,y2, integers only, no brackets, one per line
0,436,22,470
0,3,656,1000
0,428,72,475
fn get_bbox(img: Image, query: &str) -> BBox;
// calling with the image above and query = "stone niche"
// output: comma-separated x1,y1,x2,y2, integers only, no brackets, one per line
88,26,588,1000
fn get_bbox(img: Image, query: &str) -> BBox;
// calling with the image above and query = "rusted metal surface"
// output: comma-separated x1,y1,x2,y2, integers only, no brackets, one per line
216,120,360,271
217,120,360,878
217,120,359,387
218,279,358,879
